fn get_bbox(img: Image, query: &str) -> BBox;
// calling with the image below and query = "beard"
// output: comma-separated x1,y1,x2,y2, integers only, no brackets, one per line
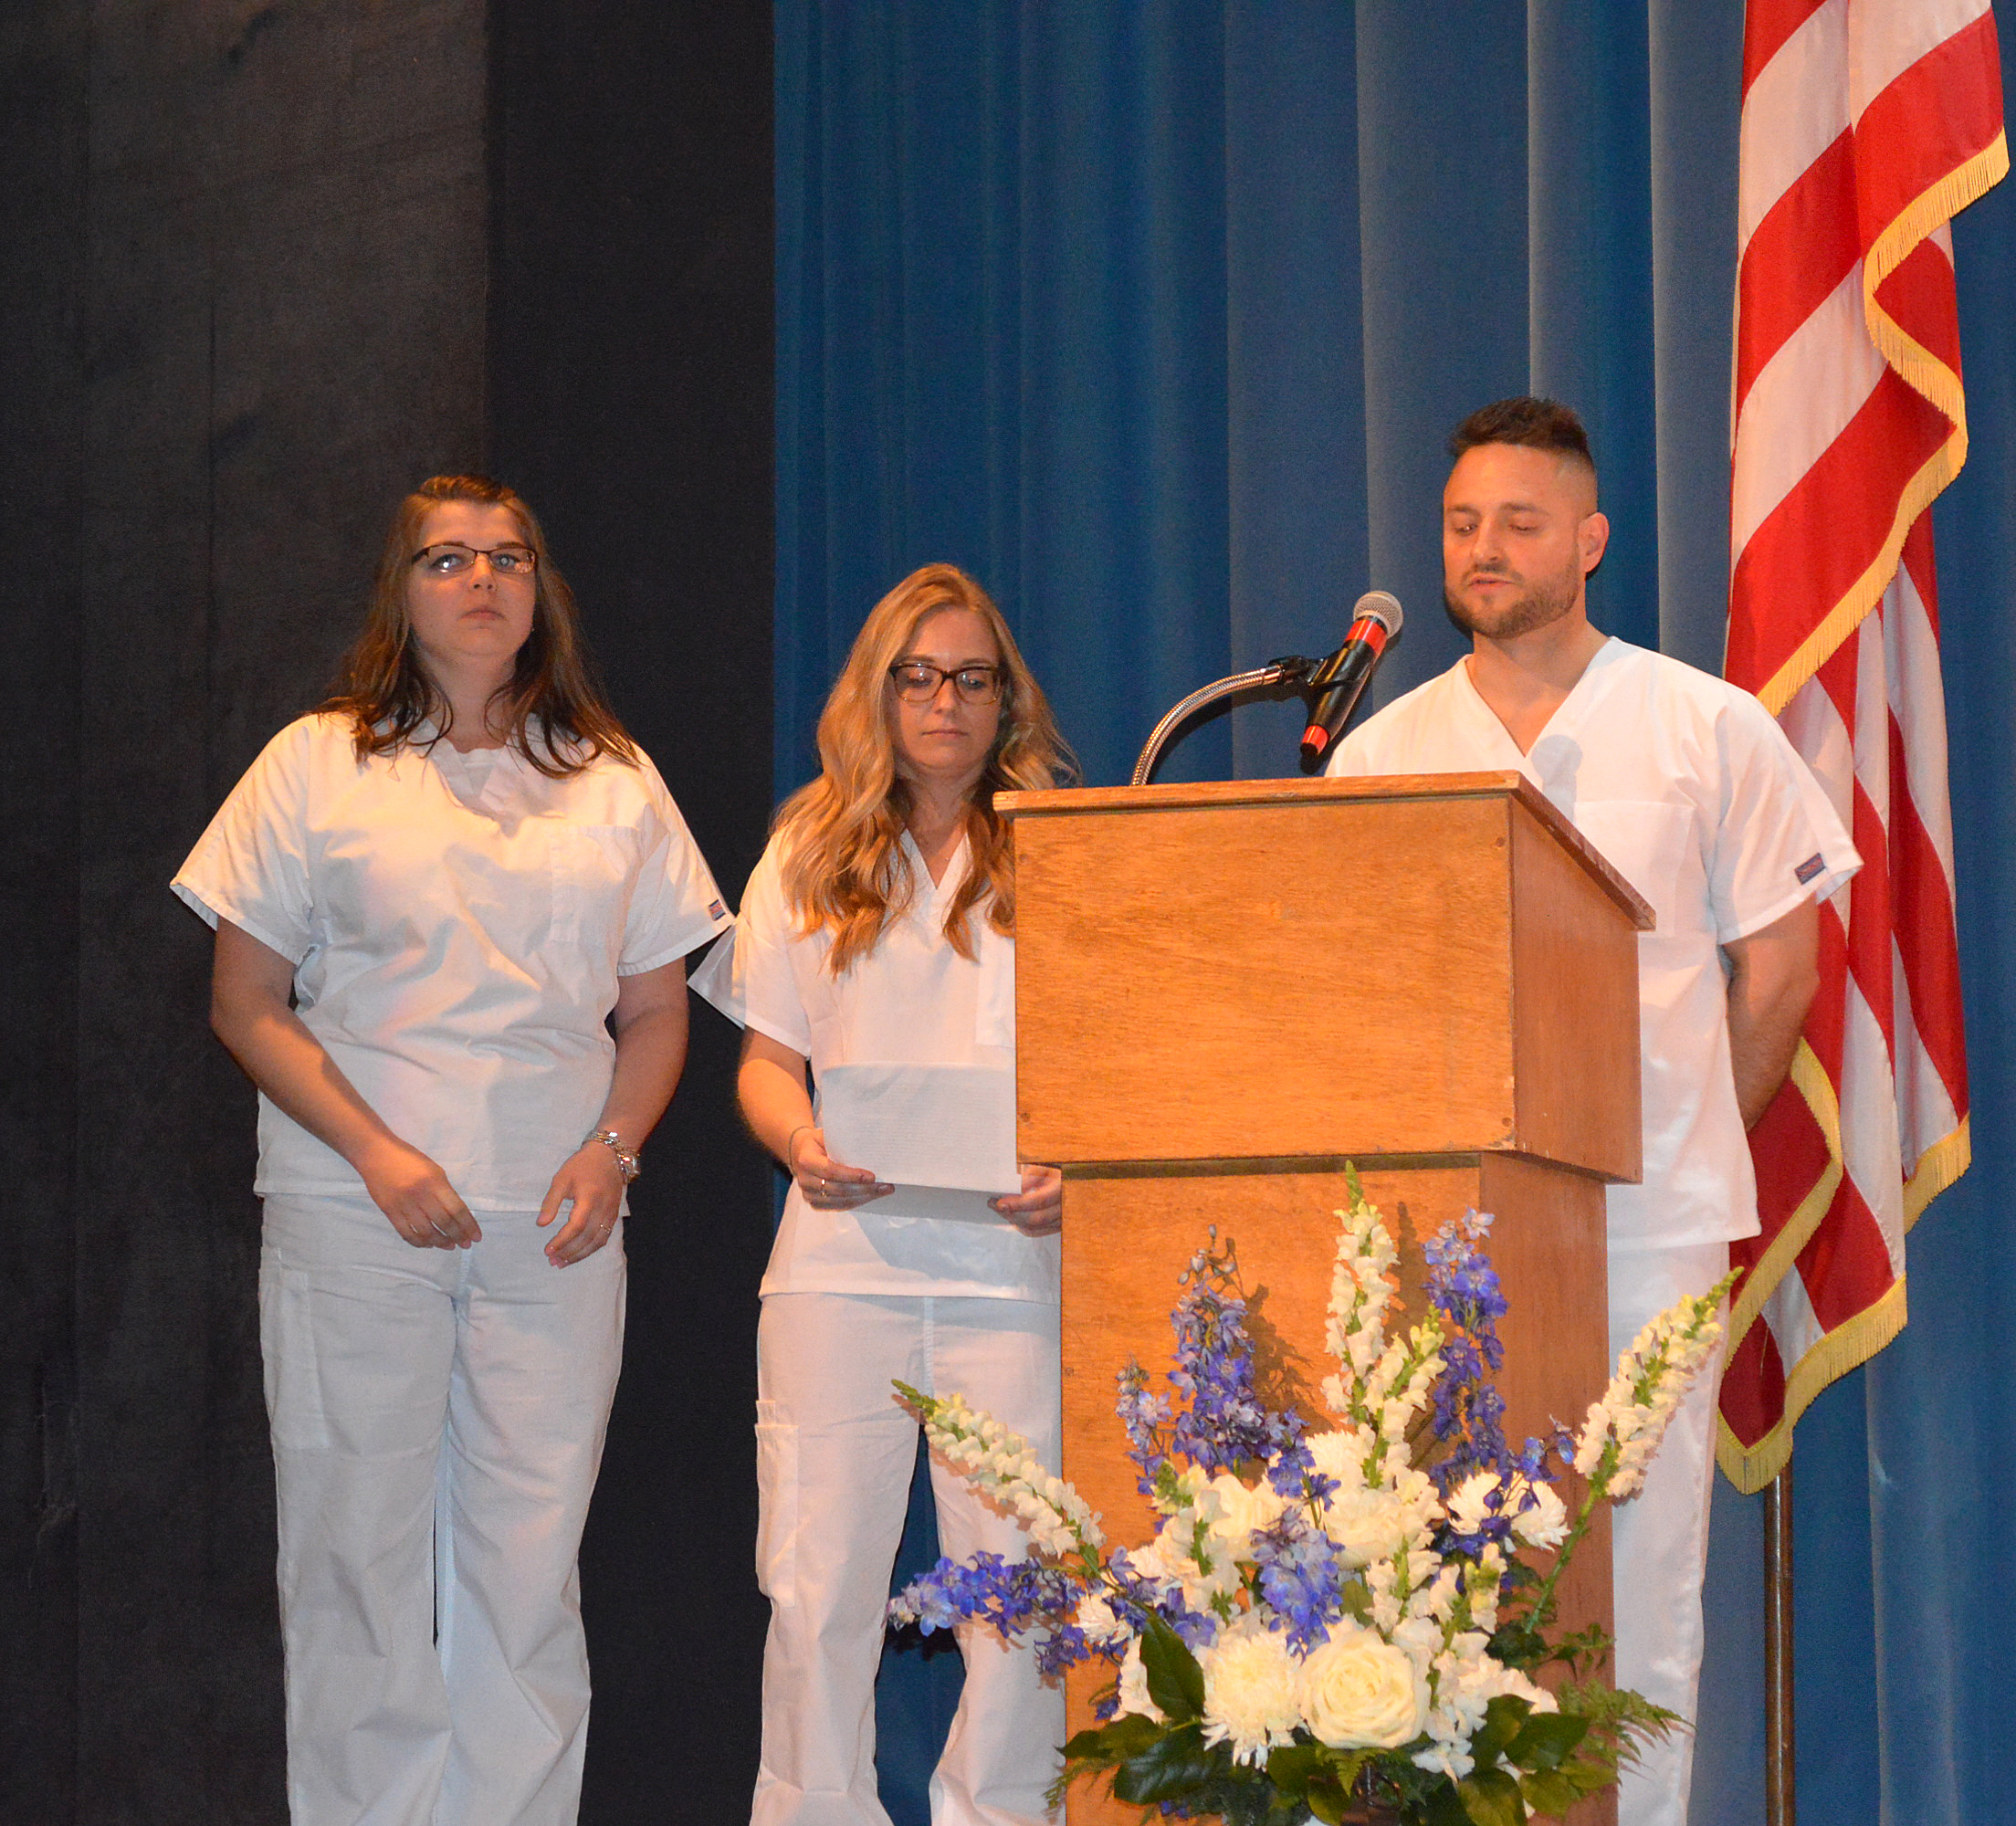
1442,564,1580,641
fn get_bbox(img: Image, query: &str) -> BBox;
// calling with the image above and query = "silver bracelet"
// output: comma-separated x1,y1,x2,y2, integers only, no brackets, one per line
584,1128,641,1183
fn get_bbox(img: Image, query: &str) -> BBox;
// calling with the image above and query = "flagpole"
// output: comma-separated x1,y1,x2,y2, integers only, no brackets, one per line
1764,1462,1794,1826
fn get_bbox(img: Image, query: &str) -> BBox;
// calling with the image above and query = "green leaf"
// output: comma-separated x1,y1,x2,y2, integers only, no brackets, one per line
1486,1621,1549,1670
1062,1712,1166,1766
1517,1768,1583,1818
1110,1723,1219,1804
1139,1611,1207,1724
1305,1779,1349,1826
1469,1695,1531,1768
1421,1778,1475,1826
1506,1710,1588,1773
1265,1741,1323,1795
1457,1763,1528,1826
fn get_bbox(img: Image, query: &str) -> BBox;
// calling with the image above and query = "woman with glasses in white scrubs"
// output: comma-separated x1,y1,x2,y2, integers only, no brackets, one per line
173,475,730,1825
696,563,1071,1826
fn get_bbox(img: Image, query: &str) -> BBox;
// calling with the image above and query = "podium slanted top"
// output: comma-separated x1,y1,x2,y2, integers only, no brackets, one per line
999,771,1648,1179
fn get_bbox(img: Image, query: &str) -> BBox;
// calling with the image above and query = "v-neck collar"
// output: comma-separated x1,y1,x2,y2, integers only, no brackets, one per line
902,827,971,910
1453,635,1628,767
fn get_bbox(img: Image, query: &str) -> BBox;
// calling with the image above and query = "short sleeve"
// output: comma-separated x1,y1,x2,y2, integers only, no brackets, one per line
1708,693,1861,943
615,759,734,974
690,839,816,1055
170,719,320,964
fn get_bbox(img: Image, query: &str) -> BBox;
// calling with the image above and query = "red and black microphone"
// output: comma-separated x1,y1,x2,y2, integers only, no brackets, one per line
1298,591,1404,770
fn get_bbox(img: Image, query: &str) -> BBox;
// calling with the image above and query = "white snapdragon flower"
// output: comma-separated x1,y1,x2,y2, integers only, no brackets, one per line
1199,1622,1303,1766
1327,1206,1402,1390
1571,1287,1726,1501
909,1390,1105,1557
1412,1631,1560,1779
1407,1559,1460,1626
1462,1544,1507,1633
1365,1558,1403,1632
1391,1614,1444,1665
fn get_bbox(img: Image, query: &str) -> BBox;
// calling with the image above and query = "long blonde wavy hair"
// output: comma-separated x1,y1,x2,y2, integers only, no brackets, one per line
776,563,1072,973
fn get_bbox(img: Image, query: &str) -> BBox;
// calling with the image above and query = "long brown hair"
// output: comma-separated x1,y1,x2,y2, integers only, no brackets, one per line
322,475,638,775
775,563,1072,974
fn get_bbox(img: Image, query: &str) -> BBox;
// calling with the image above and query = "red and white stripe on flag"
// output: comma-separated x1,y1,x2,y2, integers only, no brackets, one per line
1720,0,2003,1492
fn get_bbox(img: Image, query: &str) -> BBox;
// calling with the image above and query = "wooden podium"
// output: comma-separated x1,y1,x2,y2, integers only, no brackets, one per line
997,773,1652,1826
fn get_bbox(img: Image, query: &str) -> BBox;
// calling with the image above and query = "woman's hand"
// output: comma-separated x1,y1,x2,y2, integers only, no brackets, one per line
356,1136,483,1249
211,920,483,1250
538,1140,627,1266
787,1125,892,1211
992,1164,1063,1237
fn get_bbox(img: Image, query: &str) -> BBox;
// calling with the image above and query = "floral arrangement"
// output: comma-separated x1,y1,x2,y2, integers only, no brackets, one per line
889,1172,1730,1825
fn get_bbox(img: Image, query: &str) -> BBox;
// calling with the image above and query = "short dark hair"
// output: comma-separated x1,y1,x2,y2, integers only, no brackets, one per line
1448,396,1595,477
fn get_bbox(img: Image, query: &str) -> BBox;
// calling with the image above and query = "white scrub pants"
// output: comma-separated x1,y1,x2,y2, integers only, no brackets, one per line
260,1193,625,1826
753,1291,1066,1826
1607,1241,1730,1826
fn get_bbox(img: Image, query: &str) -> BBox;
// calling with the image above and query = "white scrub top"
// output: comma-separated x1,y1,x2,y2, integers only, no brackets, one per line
692,828,1058,1302
173,711,731,1211
1327,637,1860,1249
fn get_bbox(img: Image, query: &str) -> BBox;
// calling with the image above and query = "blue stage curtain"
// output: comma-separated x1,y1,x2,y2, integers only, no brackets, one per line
774,5,2016,1821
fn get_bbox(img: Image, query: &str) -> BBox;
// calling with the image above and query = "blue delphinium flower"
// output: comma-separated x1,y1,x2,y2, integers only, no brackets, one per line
1163,1233,1307,1477
1423,1211,1517,1489
1248,1513,1346,1653
1117,1362,1174,1494
897,1551,1078,1648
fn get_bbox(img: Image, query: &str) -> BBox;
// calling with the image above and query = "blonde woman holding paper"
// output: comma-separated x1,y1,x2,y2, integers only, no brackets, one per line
693,563,1071,1826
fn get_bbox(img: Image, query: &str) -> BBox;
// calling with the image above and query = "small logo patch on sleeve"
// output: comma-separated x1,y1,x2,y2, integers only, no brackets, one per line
1795,854,1825,886
707,897,727,920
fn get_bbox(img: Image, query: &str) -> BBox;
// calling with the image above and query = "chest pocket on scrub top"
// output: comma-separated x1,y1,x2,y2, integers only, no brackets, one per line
549,822,639,948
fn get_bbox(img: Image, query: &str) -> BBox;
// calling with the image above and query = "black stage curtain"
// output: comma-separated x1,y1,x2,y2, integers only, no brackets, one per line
0,3,772,1819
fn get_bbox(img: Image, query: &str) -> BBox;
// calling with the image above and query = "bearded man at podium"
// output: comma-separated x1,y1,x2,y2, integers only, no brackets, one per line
1325,397,1858,1826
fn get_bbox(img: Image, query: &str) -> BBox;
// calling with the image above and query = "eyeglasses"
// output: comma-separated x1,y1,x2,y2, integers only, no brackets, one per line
887,660,1005,705
411,542,539,578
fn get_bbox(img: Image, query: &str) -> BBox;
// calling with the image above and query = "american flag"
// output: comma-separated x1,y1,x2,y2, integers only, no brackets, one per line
1719,0,2004,1491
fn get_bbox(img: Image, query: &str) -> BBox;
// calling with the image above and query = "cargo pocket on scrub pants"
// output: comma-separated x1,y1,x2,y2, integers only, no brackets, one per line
259,1261,334,1453
753,1400,799,1603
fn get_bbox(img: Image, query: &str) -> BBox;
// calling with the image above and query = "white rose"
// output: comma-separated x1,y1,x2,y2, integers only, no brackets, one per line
1206,1473,1286,1552
1200,1625,1303,1766
1115,1637,1166,1722
1298,1621,1431,1750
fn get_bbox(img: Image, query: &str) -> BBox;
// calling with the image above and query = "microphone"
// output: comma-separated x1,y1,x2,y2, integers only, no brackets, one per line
1299,591,1403,770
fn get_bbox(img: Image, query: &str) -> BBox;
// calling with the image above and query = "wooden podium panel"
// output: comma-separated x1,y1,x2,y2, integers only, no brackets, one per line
1003,773,1649,1179
1055,1158,1614,1826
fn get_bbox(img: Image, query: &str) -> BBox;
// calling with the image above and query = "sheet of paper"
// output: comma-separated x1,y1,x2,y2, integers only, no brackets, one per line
817,1063,1020,1223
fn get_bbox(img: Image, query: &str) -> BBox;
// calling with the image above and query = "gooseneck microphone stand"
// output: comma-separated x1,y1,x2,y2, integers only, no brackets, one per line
1129,656,1317,786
